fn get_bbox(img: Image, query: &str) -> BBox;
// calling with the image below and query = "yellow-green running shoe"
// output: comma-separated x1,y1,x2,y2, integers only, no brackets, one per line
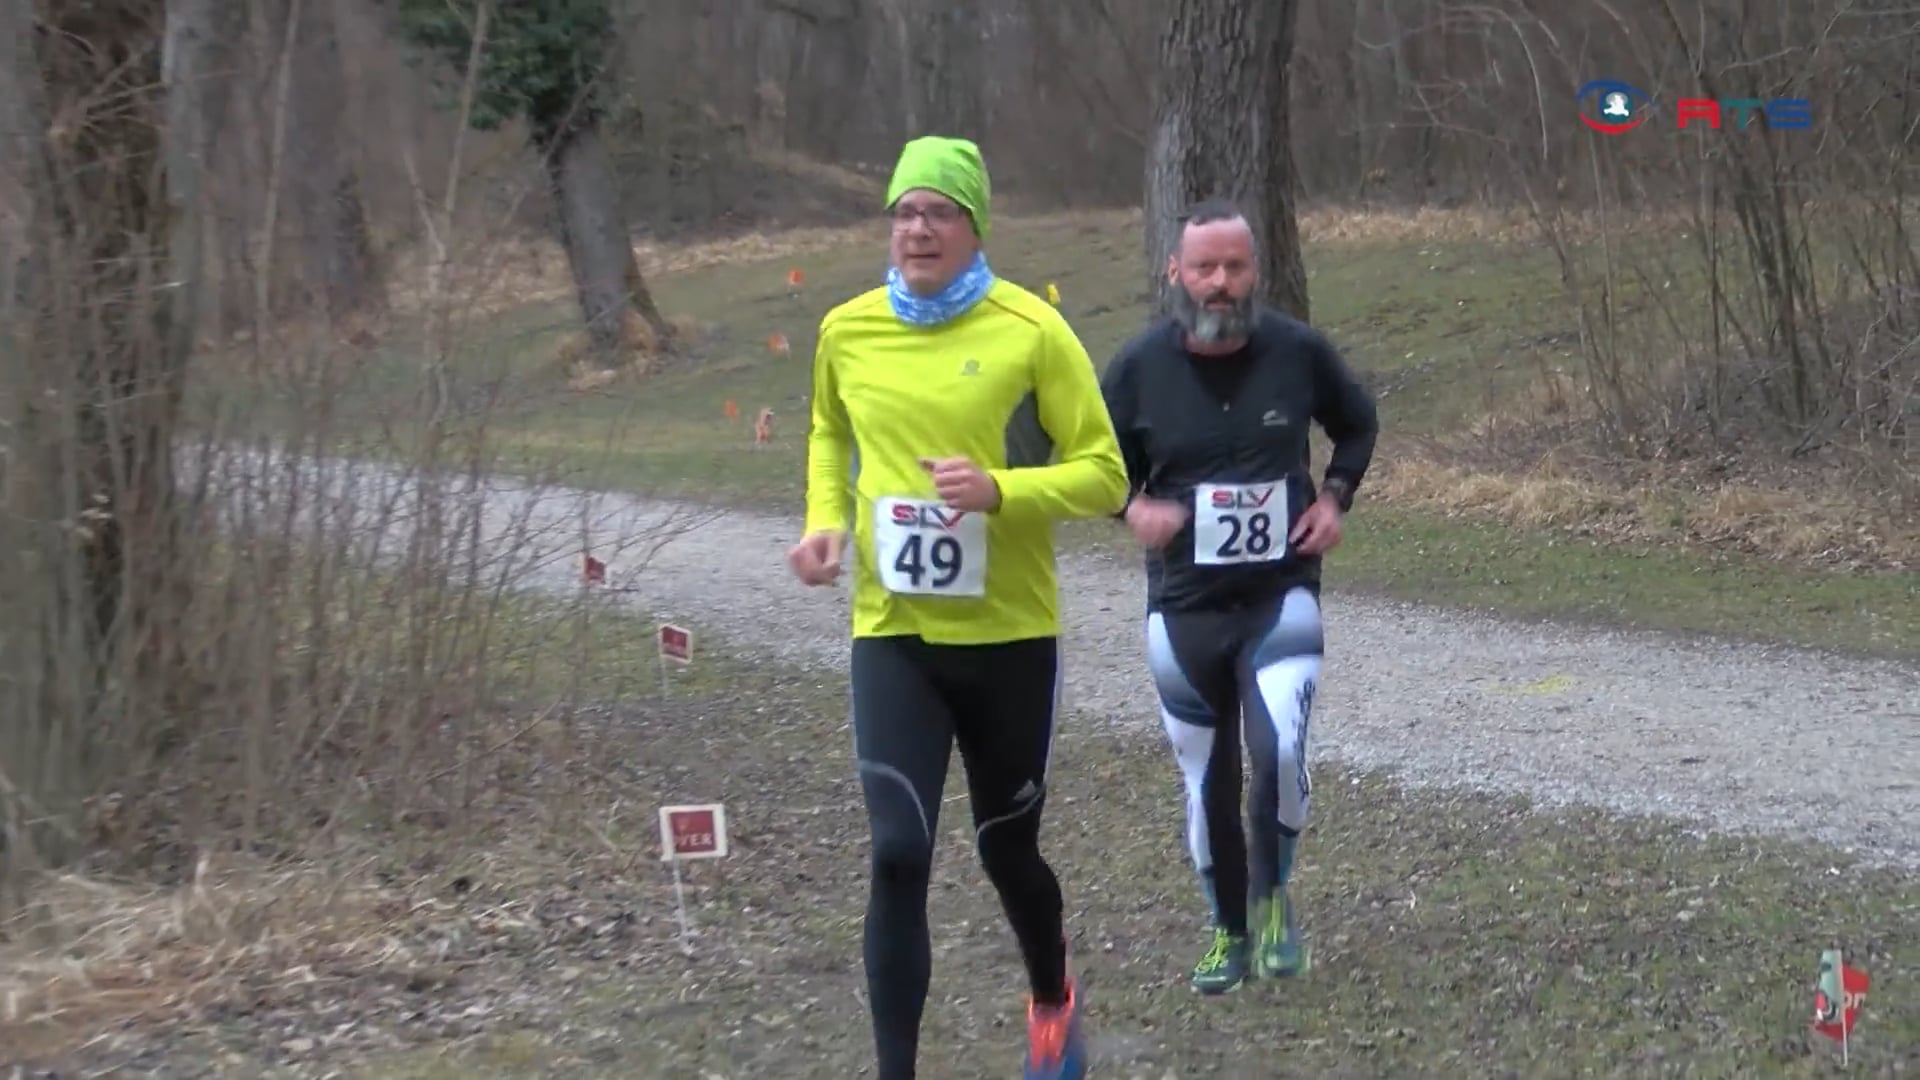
1190,926,1252,994
1254,889,1310,978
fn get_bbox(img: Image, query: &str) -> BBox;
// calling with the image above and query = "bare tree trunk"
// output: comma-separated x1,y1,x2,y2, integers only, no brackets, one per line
902,0,984,138
168,0,243,341
12,0,193,872
871,0,918,136
285,0,382,324
0,0,50,894
31,0,178,652
772,0,871,160
1144,0,1310,321
538,120,673,368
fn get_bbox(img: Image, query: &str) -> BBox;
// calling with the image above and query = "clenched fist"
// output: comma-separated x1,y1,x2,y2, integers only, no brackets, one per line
919,457,1002,512
787,529,847,586
1289,495,1345,557
1124,495,1189,550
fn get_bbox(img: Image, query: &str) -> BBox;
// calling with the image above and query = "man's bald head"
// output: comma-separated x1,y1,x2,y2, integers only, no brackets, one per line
1176,198,1256,256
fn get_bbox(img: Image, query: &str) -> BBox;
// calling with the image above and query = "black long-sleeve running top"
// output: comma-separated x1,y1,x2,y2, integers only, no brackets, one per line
1099,308,1380,615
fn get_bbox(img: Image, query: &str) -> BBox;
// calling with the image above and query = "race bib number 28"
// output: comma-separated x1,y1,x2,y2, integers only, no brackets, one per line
873,497,988,596
1193,481,1288,566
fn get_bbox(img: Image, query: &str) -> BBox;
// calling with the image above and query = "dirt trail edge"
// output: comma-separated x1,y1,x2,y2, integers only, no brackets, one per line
216,450,1920,869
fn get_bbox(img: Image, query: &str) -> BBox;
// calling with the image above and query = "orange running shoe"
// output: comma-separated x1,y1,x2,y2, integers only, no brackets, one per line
1023,976,1087,1080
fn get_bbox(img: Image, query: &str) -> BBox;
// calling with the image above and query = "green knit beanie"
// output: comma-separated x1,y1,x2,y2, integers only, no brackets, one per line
885,136,992,242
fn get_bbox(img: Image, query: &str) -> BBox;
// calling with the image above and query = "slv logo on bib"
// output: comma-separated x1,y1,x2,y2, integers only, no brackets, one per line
1193,481,1287,565
874,497,988,596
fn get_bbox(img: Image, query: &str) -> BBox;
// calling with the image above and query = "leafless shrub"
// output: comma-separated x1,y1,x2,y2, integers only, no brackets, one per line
1,4,717,1056
1353,0,1918,507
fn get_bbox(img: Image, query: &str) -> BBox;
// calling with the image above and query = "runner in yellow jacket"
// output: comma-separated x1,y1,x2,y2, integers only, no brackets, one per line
785,135,1126,1080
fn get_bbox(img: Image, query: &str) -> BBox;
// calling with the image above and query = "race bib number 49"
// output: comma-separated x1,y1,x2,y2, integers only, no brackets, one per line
873,497,988,596
1193,481,1288,565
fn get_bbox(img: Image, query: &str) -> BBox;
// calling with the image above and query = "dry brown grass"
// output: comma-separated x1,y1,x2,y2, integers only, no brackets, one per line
1369,452,1919,570
385,234,573,320
375,202,1606,328
743,146,886,203
550,310,709,387
1300,204,1543,245
0,701,717,1071
185,312,389,388
633,220,887,276
0,854,418,1064
1301,197,1916,247
368,189,1920,330
999,202,1669,247
380,222,890,327
0,708,624,1068
1406,309,1919,570
1462,369,1592,440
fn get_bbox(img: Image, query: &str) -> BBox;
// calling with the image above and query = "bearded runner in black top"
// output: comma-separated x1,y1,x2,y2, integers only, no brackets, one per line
1100,198,1379,995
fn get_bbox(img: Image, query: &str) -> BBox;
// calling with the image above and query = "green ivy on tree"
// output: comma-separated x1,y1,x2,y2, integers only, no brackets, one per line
393,0,676,360
395,0,614,144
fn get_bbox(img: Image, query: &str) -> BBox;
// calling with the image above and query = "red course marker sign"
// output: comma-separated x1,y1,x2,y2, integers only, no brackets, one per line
658,623,693,665
658,803,728,861
1813,960,1870,1043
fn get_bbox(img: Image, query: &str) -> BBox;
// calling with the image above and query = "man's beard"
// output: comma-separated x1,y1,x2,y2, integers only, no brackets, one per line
1169,286,1255,345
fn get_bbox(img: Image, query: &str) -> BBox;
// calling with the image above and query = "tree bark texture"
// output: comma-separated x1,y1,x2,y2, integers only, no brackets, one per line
902,0,985,140
1144,0,1310,322
285,0,382,323
11,0,194,870
538,121,674,367
761,0,871,159
28,0,180,644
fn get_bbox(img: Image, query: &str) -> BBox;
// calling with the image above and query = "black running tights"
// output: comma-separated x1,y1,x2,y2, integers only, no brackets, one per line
851,633,1068,1080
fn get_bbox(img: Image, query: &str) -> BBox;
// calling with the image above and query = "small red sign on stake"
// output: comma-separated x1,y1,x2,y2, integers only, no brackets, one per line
657,623,693,665
658,803,729,861
656,802,728,954
1812,949,1870,1056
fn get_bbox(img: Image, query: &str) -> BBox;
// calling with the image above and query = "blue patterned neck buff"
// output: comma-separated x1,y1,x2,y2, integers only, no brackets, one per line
887,251,996,327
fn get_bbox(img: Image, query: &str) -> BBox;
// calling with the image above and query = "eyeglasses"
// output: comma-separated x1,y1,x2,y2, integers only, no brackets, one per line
890,203,968,231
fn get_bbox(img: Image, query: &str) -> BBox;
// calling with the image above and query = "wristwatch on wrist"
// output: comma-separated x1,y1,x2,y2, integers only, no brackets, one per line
1320,476,1354,512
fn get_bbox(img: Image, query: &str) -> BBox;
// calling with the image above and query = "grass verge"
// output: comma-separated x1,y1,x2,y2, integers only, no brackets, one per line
190,207,1917,661
1084,512,1918,660
13,614,1912,1077
1319,506,1917,657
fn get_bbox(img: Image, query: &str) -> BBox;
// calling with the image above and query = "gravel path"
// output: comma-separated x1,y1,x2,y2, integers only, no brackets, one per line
226,452,1920,870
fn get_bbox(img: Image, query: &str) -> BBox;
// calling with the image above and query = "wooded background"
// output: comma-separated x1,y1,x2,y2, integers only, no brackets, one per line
2,0,1913,902
15,0,1907,334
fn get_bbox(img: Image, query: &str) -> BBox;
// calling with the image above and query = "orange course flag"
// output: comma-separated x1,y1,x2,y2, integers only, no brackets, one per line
768,333,791,356
787,268,805,289
724,399,739,420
